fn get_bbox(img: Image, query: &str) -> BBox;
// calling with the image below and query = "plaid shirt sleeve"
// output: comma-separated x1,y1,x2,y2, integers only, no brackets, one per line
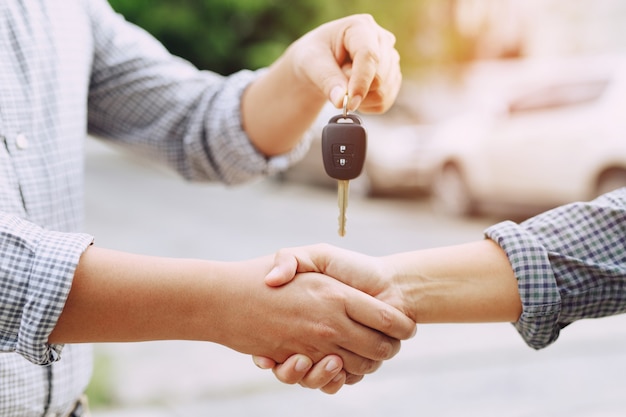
86,0,312,185
0,212,93,365
485,188,626,350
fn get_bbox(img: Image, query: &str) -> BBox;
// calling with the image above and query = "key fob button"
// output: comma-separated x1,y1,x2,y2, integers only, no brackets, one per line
332,143,355,154
334,156,353,168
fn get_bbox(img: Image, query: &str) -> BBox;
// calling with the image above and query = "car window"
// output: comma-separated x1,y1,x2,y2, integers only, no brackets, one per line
508,79,610,114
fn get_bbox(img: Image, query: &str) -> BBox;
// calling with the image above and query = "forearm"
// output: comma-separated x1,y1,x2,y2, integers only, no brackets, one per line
50,245,411,373
241,51,326,156
385,239,522,324
49,245,256,345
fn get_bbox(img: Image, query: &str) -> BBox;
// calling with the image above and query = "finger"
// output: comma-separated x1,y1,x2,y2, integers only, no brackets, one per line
252,355,277,370
343,58,396,111
342,16,385,110
319,370,347,395
278,244,378,290
296,44,349,109
271,354,313,385
348,24,400,113
296,16,382,109
345,289,417,341
338,348,383,376
346,49,378,111
335,319,413,375
276,243,382,293
357,48,401,114
309,245,383,293
345,372,365,385
297,355,343,389
265,251,300,287
264,243,334,287
265,244,394,302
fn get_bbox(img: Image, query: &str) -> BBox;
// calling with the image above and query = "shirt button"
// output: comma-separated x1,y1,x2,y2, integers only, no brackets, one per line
15,133,29,150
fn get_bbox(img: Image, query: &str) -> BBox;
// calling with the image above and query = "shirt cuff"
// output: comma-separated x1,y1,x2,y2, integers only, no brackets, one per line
485,220,562,349
16,229,94,365
203,68,314,183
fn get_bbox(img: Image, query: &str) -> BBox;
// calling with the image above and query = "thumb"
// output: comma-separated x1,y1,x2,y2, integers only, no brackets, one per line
325,64,355,109
298,48,349,109
264,252,299,287
264,244,332,287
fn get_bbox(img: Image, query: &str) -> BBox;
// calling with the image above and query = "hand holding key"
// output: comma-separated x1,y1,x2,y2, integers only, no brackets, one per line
322,96,367,236
242,14,399,158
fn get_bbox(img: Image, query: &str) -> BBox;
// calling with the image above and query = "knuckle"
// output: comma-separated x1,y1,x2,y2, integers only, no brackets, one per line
314,242,333,253
321,386,340,395
374,336,397,360
354,13,376,25
359,48,381,66
392,47,400,61
276,368,300,385
356,358,382,375
345,373,364,385
283,375,300,385
378,306,395,333
314,321,339,341
302,368,332,390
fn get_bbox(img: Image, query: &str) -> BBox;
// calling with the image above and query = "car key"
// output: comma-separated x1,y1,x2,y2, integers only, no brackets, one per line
321,96,367,236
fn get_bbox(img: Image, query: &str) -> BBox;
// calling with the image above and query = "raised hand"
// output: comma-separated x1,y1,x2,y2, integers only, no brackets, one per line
242,14,402,157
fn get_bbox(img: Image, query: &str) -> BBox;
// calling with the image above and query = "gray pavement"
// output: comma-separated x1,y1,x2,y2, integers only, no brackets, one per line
85,139,626,417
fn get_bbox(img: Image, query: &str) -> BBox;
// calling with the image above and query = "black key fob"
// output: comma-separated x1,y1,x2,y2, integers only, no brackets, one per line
321,114,367,181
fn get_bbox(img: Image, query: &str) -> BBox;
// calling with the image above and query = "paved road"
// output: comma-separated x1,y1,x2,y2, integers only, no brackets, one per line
85,139,626,417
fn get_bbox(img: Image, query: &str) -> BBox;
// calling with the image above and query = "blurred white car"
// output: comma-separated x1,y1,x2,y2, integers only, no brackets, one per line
416,56,626,217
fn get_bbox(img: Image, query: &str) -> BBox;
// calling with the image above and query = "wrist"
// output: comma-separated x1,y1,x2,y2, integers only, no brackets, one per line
241,50,325,156
383,255,433,323
196,256,275,351
384,241,522,324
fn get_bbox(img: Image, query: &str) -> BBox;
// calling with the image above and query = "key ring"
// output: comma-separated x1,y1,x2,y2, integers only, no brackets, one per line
342,94,349,118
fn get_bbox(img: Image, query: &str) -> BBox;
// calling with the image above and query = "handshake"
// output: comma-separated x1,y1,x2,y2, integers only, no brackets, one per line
249,243,417,394
249,240,522,394
50,239,521,394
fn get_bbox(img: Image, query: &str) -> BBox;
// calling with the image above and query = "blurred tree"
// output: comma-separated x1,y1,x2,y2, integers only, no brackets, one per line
107,0,479,76
108,0,326,74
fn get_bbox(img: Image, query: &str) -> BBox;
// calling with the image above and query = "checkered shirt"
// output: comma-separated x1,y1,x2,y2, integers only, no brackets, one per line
0,0,309,415
486,188,626,350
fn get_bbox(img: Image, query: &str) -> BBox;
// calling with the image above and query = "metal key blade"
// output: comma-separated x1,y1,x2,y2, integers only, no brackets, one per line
337,179,349,237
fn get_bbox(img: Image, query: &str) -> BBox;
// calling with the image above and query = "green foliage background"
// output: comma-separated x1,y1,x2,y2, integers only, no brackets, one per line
108,0,471,76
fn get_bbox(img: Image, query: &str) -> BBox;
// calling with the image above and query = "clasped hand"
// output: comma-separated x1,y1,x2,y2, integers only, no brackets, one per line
253,244,413,394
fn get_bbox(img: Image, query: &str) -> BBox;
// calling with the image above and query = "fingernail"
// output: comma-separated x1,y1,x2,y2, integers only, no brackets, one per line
325,359,340,373
332,373,344,383
330,85,347,108
411,325,418,338
295,357,311,372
